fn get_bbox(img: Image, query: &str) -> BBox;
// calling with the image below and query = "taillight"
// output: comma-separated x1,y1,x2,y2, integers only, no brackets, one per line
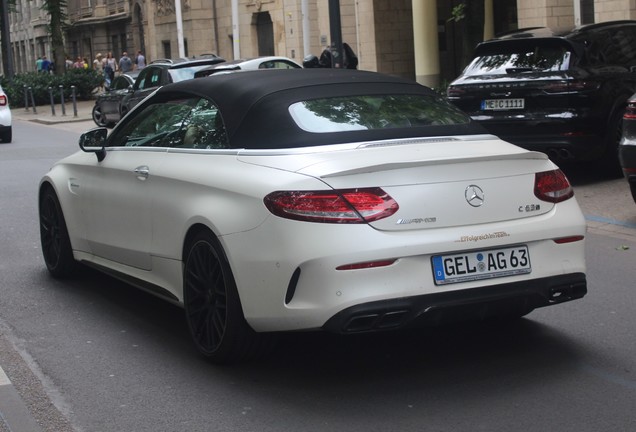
264,188,399,223
624,100,636,120
0,95,6,106
541,79,600,94
534,169,574,203
446,86,465,98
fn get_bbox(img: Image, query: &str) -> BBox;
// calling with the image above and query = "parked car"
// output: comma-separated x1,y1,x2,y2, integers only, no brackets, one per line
447,21,636,173
92,71,140,127
619,93,636,202
193,56,301,78
119,55,226,119
0,85,12,143
39,69,587,364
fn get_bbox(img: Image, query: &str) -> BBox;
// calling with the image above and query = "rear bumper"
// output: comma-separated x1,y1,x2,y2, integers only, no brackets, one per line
322,273,586,333
476,120,605,161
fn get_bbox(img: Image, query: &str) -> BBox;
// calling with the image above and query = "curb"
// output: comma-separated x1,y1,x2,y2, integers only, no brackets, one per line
0,366,42,432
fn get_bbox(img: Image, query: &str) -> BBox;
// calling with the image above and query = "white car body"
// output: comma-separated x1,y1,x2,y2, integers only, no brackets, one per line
39,70,587,362
0,85,12,143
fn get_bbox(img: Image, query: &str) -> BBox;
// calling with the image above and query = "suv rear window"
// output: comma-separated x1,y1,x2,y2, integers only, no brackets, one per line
288,94,470,133
463,42,573,76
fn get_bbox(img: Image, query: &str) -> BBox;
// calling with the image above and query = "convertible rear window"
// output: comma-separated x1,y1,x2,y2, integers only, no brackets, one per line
288,94,469,133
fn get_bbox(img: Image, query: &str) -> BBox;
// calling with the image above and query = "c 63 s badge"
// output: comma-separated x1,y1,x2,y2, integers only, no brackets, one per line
518,204,541,213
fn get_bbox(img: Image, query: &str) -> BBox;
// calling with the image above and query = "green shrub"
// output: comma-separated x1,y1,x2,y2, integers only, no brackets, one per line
1,69,104,108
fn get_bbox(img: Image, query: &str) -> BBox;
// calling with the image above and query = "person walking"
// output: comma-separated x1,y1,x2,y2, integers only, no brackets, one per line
119,51,133,73
40,56,51,73
135,50,146,70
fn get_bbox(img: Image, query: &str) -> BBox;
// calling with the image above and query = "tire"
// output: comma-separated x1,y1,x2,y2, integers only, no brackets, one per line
92,104,107,127
630,182,636,204
0,127,11,143
183,231,267,364
39,187,78,278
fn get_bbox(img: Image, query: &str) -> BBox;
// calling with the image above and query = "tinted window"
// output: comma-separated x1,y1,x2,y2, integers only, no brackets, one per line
464,43,572,75
258,60,299,69
288,94,469,133
107,97,227,149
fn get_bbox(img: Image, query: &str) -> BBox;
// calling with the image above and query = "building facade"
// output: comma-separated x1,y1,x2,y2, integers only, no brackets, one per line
3,0,636,85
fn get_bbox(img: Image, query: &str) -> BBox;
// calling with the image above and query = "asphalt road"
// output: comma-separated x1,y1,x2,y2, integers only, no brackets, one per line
1,119,635,432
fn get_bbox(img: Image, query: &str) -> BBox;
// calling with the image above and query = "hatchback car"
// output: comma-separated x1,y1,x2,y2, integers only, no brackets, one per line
193,56,301,78
92,71,140,127
619,93,636,202
120,55,226,118
0,84,12,143
447,21,636,173
39,69,587,363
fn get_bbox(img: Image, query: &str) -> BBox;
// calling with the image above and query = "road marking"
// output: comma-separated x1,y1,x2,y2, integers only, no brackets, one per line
0,367,10,386
585,215,636,229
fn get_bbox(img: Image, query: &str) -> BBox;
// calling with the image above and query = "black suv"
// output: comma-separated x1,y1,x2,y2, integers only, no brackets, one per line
447,21,636,171
120,55,226,117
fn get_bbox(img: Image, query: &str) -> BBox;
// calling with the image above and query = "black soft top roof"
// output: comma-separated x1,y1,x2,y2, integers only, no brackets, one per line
152,69,482,149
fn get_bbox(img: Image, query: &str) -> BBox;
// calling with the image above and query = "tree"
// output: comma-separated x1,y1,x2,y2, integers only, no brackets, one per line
448,1,485,69
42,0,67,75
0,0,16,78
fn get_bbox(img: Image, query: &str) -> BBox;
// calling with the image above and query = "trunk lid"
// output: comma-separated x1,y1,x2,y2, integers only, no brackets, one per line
238,136,558,232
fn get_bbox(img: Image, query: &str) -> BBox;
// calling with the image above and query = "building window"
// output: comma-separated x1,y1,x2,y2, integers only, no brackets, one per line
581,0,594,24
163,41,171,59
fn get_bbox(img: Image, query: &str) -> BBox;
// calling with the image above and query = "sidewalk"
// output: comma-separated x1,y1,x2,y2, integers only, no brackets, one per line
11,99,95,125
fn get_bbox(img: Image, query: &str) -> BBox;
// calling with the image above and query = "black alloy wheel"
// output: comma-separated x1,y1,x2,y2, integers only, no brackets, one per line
39,187,77,277
183,231,264,363
92,104,107,127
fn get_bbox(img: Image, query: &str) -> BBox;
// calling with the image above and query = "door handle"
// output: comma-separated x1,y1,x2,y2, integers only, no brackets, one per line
134,165,149,180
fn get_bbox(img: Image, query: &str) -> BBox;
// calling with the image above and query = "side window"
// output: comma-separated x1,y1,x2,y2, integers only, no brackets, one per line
258,60,298,69
135,68,152,90
106,98,198,147
180,99,229,149
106,97,228,149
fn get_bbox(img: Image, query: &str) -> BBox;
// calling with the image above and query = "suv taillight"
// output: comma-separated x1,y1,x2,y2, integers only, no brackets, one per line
534,169,574,203
264,188,399,223
624,100,636,120
446,86,465,98
541,79,600,94
0,95,6,106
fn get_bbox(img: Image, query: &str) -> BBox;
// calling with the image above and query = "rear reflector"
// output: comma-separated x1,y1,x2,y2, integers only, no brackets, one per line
336,259,397,271
553,235,584,244
0,95,6,106
534,169,574,203
264,188,399,223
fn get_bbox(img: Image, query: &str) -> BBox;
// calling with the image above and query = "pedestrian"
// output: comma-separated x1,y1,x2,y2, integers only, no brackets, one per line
83,58,89,69
119,51,133,73
105,52,118,77
36,56,43,72
93,53,104,72
73,57,83,68
40,56,51,73
135,50,146,70
65,55,73,70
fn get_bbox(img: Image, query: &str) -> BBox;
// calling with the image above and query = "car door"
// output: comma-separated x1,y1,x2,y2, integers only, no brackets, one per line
80,99,192,270
123,66,165,114
101,76,132,121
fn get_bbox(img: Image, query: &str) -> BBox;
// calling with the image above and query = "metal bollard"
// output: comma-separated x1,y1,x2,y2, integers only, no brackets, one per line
59,85,66,116
29,87,37,114
48,87,56,116
23,85,29,112
71,86,78,117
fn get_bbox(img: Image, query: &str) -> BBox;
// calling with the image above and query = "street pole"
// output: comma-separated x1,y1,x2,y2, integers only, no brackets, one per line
328,0,343,68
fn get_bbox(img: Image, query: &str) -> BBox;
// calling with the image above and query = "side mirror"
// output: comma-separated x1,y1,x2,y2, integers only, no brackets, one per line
79,127,108,162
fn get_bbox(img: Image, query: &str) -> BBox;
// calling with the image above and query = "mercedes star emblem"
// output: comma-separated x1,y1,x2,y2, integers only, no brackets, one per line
465,185,485,207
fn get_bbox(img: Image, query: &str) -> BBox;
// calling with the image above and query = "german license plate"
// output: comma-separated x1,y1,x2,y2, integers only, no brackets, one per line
432,245,531,285
481,98,525,110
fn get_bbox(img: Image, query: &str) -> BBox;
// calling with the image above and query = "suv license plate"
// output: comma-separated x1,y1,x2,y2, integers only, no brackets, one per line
481,98,525,110
432,245,531,285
